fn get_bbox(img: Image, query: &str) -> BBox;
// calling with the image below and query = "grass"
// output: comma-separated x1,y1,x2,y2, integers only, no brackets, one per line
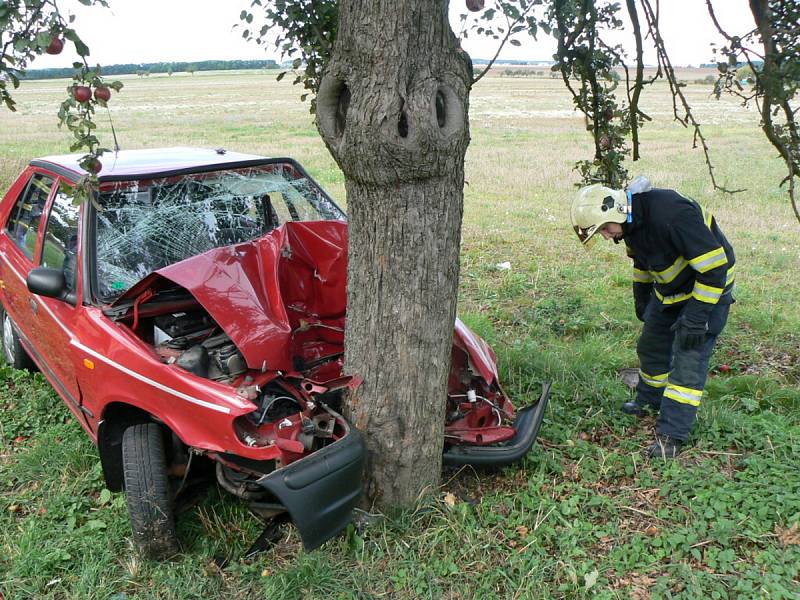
1,69,799,599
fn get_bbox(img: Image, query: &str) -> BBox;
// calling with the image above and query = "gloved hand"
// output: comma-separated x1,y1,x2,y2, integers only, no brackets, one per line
670,315,708,350
632,283,652,322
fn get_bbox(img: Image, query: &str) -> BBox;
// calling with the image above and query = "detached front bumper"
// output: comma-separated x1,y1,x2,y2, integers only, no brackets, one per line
443,382,551,467
256,424,365,550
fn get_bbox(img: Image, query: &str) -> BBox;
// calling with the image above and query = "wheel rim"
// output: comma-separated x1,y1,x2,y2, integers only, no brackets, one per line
3,313,16,364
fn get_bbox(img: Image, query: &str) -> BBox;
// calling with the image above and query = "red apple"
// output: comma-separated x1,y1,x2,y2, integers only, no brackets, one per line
599,134,611,150
719,364,731,373
84,157,102,175
46,37,64,55
94,86,111,102
466,0,484,11
73,86,92,103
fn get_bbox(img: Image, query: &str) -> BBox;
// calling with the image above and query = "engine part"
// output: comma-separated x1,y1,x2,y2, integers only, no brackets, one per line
176,345,210,378
216,462,269,500
154,311,214,338
253,393,301,426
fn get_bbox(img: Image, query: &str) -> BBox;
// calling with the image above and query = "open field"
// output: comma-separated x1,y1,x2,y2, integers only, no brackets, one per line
1,69,798,599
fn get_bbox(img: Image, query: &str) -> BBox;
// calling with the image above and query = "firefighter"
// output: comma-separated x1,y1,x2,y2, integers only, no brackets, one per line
570,178,735,459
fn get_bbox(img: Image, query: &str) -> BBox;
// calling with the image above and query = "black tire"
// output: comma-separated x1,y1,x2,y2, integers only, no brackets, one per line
122,423,180,559
1,306,36,371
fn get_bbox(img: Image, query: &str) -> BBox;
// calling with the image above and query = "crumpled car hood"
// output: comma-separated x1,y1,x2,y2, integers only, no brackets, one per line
115,220,501,382
116,221,347,372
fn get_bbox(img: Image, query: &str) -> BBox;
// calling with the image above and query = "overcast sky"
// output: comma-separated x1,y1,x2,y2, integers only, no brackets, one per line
30,0,756,70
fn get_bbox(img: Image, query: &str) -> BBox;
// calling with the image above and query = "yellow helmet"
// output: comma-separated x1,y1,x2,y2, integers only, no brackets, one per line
570,184,629,247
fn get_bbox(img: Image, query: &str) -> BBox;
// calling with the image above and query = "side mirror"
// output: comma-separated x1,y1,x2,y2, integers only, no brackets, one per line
27,267,73,303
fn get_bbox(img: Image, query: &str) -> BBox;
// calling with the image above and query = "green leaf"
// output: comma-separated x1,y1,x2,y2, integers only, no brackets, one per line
73,38,91,57
35,31,52,49
99,489,112,505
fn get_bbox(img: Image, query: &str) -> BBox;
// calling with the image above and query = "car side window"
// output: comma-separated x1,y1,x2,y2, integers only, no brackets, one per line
41,186,80,294
4,173,54,260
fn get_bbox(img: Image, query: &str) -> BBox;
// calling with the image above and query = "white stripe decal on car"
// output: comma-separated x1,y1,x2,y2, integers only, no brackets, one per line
71,340,231,414
1,249,232,415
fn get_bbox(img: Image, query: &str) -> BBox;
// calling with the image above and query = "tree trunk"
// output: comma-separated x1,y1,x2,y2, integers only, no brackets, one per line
315,0,472,508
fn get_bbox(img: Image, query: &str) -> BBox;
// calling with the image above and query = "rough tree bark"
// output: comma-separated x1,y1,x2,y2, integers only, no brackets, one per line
315,0,472,508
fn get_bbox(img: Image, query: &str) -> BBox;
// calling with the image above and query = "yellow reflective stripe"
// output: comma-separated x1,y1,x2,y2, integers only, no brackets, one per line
652,256,689,284
725,265,735,286
633,268,654,283
639,370,668,388
688,247,728,273
701,206,713,229
663,383,703,407
654,289,692,305
692,282,724,304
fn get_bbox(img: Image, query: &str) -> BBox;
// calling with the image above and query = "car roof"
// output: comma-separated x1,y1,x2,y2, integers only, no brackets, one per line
30,147,273,183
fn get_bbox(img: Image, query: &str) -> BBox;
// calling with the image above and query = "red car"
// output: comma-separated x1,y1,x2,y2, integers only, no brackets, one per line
0,148,549,558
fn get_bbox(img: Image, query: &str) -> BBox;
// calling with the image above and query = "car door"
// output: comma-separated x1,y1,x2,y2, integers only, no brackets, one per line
0,170,55,358
27,179,91,430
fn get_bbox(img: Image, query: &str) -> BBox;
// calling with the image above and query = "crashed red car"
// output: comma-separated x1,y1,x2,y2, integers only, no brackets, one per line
0,148,549,558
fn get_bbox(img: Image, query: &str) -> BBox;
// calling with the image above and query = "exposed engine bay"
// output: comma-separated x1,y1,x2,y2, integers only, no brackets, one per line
150,309,247,382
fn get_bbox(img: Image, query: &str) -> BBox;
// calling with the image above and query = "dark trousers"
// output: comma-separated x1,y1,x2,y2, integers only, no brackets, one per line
636,299,731,442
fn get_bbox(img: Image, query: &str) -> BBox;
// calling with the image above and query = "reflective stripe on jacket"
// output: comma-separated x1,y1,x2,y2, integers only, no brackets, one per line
623,189,735,320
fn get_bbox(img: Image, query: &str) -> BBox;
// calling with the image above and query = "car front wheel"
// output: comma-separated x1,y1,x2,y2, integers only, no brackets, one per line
1,308,35,371
122,422,180,559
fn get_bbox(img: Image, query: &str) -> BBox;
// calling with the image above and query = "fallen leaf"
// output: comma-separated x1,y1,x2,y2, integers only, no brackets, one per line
261,568,271,577
776,522,800,547
443,492,457,508
516,525,529,537
584,569,599,590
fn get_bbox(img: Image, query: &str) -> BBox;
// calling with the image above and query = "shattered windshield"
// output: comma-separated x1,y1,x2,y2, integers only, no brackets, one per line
94,162,344,301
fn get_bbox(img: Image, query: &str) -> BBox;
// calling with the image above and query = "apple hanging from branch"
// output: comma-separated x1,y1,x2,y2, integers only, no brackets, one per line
94,86,111,102
72,85,92,103
45,38,64,55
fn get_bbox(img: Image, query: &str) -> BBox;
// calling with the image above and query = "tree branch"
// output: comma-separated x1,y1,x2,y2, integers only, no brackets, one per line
473,2,535,85
747,0,800,222
626,0,644,160
640,0,744,194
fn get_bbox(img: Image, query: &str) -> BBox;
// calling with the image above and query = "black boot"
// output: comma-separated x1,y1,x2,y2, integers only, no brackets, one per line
645,434,683,459
622,400,658,416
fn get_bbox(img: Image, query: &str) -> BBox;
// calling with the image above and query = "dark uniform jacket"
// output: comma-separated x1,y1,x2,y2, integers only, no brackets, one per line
622,188,735,324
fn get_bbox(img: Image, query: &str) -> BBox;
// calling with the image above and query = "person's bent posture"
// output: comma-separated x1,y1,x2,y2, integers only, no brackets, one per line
570,178,735,459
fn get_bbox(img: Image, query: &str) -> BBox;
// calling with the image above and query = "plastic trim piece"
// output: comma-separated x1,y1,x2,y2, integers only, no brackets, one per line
255,423,365,550
442,382,551,467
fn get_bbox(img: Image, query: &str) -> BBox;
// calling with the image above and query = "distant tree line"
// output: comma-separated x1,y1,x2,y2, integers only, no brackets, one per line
20,59,279,80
